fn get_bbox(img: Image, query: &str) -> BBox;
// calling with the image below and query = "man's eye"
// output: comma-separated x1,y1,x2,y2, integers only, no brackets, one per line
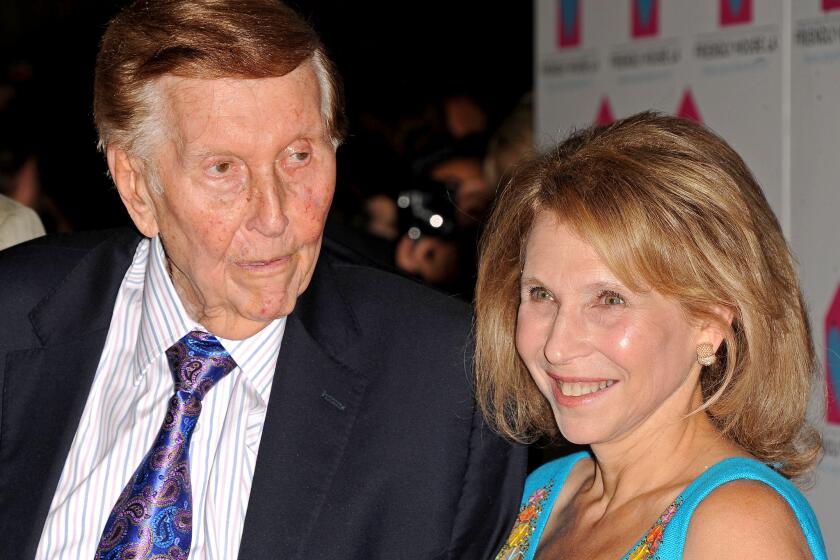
282,142,313,169
209,162,232,175
599,290,625,306
529,287,553,301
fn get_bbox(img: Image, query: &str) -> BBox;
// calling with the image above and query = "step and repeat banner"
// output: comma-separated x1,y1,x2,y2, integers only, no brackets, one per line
536,0,839,552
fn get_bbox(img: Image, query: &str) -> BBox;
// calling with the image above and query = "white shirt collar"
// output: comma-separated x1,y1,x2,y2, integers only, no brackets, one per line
132,236,285,404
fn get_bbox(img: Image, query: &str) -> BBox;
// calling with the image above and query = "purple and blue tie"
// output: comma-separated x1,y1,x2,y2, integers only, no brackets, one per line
95,330,237,560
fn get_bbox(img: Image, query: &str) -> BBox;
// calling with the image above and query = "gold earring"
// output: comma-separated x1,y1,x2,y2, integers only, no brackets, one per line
696,343,716,366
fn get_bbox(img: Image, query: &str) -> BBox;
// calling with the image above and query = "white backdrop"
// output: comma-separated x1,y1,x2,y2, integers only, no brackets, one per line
536,0,838,554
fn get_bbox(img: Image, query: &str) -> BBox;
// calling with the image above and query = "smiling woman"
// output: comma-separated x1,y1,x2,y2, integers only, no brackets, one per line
475,112,827,559
515,214,709,447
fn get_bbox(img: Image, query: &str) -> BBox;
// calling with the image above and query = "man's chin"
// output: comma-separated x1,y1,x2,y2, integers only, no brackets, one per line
192,290,297,339
242,296,297,323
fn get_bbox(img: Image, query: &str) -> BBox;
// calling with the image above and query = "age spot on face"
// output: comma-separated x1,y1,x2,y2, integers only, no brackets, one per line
145,65,336,339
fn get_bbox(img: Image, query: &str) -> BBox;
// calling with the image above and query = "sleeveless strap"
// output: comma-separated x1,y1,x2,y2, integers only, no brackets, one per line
504,451,590,560
655,457,827,559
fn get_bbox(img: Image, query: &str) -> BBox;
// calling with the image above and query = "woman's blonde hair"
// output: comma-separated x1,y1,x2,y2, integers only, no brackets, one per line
475,112,821,479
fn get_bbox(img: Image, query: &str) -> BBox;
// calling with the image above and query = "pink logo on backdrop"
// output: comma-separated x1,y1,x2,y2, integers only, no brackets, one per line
720,0,752,26
594,97,615,126
676,89,702,123
824,0,840,12
825,284,840,424
632,0,659,38
557,0,581,48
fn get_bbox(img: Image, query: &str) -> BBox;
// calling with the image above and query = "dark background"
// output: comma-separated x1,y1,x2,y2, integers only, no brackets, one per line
0,0,533,231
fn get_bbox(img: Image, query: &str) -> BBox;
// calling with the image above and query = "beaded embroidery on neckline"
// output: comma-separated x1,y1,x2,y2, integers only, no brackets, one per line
495,485,684,560
495,481,555,560
623,496,684,560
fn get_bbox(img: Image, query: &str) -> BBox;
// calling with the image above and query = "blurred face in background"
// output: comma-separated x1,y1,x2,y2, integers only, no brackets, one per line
113,63,336,339
430,157,491,227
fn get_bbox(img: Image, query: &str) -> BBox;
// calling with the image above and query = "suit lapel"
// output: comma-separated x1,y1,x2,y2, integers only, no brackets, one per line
239,253,370,559
0,229,141,558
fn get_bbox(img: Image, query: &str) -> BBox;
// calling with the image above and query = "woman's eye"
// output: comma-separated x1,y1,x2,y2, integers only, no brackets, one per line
529,286,553,301
599,290,625,306
291,151,310,162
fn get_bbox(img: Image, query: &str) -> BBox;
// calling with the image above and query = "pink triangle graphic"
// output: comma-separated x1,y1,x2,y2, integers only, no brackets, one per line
676,90,702,123
594,97,615,126
825,283,840,423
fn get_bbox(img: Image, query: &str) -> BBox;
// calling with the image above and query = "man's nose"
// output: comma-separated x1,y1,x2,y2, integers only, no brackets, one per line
543,308,590,365
248,173,289,237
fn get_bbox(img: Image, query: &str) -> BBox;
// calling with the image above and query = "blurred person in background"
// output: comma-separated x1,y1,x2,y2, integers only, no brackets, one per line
395,94,536,300
347,90,500,298
394,134,490,298
0,84,72,236
483,94,535,191
442,93,488,140
0,105,44,247
0,192,44,250
477,113,826,559
323,134,403,267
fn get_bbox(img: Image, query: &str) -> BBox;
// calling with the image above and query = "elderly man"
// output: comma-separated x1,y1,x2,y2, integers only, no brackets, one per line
0,1,525,558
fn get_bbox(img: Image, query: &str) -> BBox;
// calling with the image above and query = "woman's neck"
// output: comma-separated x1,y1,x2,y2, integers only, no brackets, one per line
582,388,746,516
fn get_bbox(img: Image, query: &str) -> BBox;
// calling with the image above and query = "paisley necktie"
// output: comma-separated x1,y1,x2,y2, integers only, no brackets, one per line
95,330,237,560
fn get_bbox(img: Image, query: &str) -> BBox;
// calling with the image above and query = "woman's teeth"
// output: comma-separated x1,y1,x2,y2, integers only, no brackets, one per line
558,379,614,397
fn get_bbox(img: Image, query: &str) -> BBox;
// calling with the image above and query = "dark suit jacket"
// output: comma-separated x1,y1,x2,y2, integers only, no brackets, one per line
0,229,526,559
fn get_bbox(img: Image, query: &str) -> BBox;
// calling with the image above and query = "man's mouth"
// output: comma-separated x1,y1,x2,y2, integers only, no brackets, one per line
236,255,292,270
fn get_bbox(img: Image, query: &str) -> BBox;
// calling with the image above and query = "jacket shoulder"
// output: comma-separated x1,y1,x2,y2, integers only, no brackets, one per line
0,229,127,291
322,241,472,335
0,229,141,345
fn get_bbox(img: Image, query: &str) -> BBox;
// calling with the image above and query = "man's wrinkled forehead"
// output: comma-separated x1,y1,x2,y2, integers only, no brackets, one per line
152,65,326,155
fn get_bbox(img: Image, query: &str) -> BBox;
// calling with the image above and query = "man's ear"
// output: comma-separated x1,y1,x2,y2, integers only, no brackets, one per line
108,146,159,238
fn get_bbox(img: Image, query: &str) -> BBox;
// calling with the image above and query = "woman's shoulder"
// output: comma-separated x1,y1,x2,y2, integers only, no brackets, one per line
683,479,813,559
658,457,827,560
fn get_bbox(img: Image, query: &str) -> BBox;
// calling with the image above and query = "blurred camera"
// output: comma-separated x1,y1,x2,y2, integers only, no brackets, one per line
396,177,457,241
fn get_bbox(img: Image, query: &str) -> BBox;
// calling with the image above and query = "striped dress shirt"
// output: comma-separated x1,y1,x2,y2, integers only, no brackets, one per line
35,236,285,559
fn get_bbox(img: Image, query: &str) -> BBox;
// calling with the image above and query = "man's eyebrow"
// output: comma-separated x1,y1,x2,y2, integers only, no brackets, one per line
183,149,231,159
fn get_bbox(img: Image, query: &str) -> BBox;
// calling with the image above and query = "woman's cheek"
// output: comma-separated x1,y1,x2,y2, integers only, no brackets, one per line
591,316,638,360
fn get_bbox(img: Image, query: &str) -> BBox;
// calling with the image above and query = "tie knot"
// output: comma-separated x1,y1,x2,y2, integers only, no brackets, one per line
165,330,237,399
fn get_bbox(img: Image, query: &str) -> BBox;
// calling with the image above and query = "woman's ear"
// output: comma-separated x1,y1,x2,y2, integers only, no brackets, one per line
108,146,160,238
698,304,735,351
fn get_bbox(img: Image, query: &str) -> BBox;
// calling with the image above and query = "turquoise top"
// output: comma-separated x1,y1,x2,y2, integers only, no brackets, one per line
496,451,827,560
